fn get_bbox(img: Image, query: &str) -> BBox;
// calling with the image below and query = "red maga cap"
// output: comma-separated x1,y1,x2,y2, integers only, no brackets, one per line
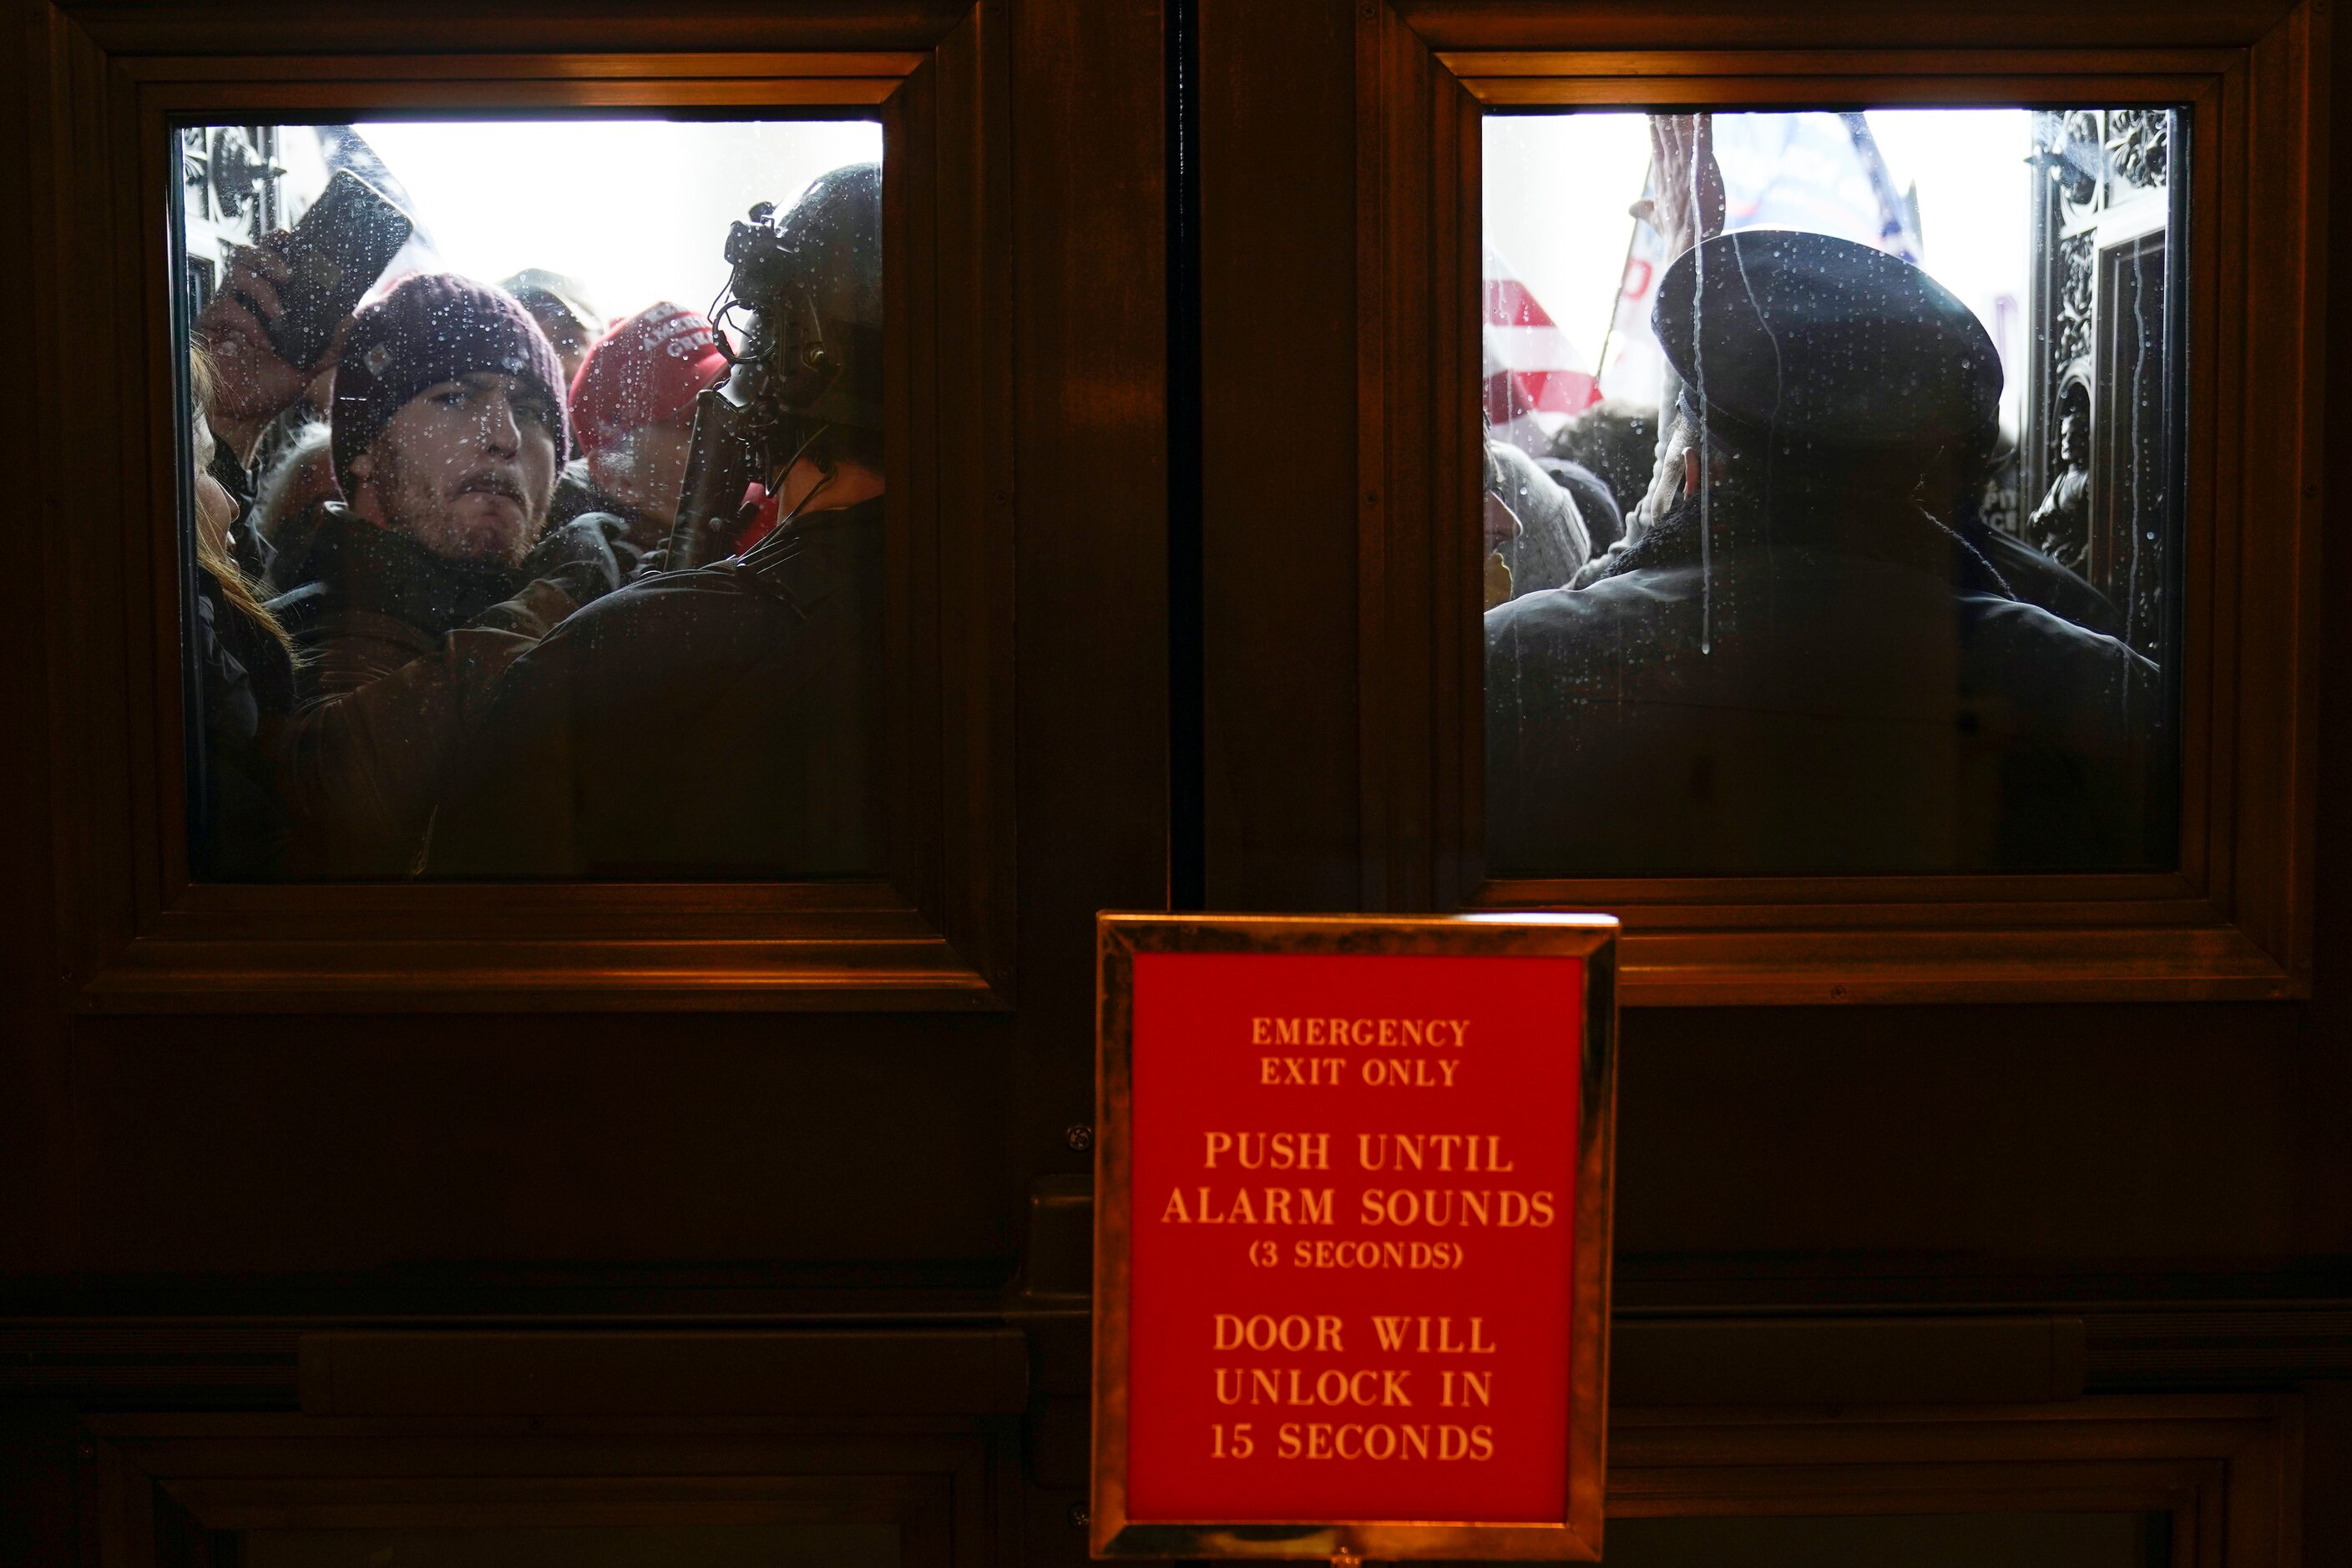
568,301,729,458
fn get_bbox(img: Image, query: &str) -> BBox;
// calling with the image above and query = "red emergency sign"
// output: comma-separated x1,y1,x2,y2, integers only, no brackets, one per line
1092,914,1616,1562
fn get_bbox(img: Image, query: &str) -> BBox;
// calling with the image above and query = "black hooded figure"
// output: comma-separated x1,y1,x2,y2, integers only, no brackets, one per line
425,163,888,878
1485,229,2167,876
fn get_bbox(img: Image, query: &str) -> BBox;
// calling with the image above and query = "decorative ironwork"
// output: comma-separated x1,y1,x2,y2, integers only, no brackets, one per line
179,124,285,327
2106,109,2172,192
2057,109,2106,213
2053,231,2096,367
2027,104,2183,670
2022,106,2181,666
180,125,281,238
2031,109,2170,231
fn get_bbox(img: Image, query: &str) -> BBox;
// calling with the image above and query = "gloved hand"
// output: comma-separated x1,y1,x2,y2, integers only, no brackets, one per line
518,514,624,608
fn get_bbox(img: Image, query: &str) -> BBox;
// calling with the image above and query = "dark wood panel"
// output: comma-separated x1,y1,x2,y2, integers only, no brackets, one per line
2305,0,2352,1287
1611,1002,2306,1267
1002,0,1170,1185
2308,1384,2352,1568
1612,1318,2086,1406
1197,0,1363,912
1395,0,2297,51
63,1399,2299,1568
0,4,81,1294
65,3,978,54
296,1331,1029,1416
85,1417,999,1568
13,1299,2352,1408
1607,1396,2298,1568
0,1407,80,1568
34,1010,1016,1281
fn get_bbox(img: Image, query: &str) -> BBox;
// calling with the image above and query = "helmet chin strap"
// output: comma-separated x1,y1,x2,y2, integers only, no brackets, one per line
757,422,838,546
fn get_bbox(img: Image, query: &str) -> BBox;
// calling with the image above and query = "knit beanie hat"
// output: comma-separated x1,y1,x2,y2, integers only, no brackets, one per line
331,272,572,499
567,301,730,459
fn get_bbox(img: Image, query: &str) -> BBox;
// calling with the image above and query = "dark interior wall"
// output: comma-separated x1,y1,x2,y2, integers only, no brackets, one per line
0,0,66,1289
2297,0,2352,1292
8,1014,1020,1281
1616,1004,2315,1273
1196,0,1363,915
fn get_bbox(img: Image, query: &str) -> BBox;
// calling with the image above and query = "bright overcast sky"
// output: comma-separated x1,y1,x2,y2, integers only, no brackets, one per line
1485,109,2036,430
272,118,886,331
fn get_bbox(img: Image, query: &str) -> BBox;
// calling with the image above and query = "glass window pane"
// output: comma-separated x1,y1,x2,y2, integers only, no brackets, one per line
1482,109,2183,875
1603,1510,2170,1568
176,119,888,880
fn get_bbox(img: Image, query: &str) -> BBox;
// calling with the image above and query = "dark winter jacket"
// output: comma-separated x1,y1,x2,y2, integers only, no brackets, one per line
549,460,659,574
1485,491,2166,876
1487,441,1593,599
189,564,298,880
266,505,594,878
425,498,886,878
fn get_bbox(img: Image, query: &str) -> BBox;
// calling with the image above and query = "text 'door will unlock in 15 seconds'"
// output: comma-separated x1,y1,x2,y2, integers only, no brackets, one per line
1125,959,1584,1525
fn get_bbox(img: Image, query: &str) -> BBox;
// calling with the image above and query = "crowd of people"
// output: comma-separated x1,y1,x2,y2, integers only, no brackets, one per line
1481,116,2166,875
186,119,2164,887
186,162,884,880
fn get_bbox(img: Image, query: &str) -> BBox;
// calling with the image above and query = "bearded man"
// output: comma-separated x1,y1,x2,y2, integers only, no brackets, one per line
426,164,884,878
260,273,623,876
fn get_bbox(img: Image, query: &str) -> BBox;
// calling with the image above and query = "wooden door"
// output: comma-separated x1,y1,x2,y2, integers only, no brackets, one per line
1,3,1158,1565
1191,0,2349,1555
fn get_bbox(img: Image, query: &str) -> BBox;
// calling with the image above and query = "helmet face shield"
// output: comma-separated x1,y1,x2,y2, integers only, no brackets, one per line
658,159,886,566
717,161,884,440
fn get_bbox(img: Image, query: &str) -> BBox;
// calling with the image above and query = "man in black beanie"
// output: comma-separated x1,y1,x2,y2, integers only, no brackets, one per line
1486,228,2166,876
260,271,623,877
427,164,884,879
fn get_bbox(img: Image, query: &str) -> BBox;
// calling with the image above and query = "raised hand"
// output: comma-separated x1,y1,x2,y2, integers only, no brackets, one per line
193,232,350,461
1629,113,1725,263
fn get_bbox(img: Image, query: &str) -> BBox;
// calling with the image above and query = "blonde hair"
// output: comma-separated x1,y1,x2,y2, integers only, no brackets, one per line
188,344,296,657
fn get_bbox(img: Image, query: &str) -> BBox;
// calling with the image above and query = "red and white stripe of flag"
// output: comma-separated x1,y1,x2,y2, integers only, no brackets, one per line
1483,245,1599,453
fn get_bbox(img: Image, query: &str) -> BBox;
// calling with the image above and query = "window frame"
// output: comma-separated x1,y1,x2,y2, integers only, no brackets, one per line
83,1414,991,1568
1355,3,2324,1003
80,1395,2299,1568
29,13,1022,1011
1607,1394,2297,1562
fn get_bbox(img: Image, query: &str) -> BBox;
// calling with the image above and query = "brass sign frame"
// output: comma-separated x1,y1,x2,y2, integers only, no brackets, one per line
1091,912,1618,1560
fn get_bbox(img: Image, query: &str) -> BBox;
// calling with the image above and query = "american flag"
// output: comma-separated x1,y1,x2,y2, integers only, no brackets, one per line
1483,113,1930,451
1593,111,1925,404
